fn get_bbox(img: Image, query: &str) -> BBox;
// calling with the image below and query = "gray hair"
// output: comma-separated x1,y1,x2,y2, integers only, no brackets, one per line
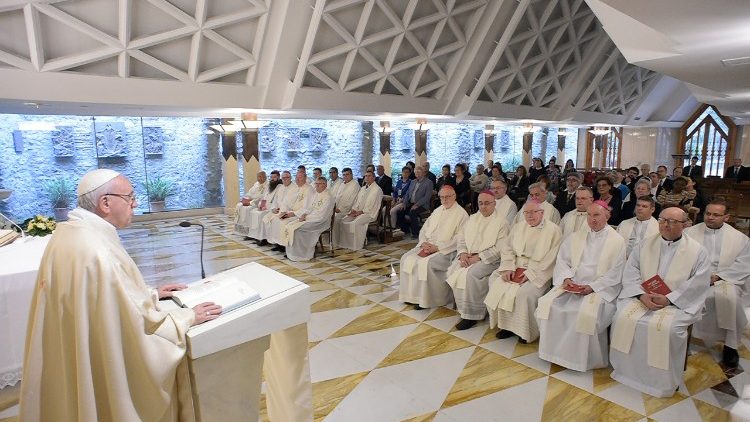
528,181,546,192
634,179,651,191
566,172,583,182
77,178,117,212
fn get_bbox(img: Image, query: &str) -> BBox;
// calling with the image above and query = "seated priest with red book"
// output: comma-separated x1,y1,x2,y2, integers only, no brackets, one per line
685,199,750,368
536,201,626,371
609,206,710,397
399,185,469,310
484,200,562,343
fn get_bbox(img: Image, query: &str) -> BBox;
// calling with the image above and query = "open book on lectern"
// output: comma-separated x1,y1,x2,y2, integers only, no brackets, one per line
172,276,261,313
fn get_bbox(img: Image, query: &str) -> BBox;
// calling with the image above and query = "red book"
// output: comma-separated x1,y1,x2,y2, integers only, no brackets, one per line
512,268,526,283
641,275,672,295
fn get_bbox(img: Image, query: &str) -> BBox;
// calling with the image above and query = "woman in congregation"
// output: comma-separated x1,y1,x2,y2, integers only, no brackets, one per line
535,175,556,204
562,159,576,179
593,175,622,225
528,157,546,184
656,176,696,209
545,157,562,193
509,165,530,202
453,163,472,208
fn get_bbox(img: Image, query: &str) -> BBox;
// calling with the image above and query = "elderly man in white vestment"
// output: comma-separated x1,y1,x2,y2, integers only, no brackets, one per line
333,170,383,250
513,182,561,225
20,169,221,422
617,195,659,257
609,207,710,397
559,186,594,237
685,200,750,368
267,171,314,251
234,171,272,237
446,191,509,330
280,177,335,262
331,167,360,241
400,186,469,310
249,170,290,245
490,179,518,224
485,200,562,343
536,201,626,371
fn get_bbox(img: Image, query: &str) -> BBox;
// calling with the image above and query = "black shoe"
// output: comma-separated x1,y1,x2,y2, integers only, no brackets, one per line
413,304,424,310
258,239,268,246
518,338,528,344
404,301,417,306
244,236,252,241
496,329,515,339
270,245,282,251
722,345,740,368
455,319,478,331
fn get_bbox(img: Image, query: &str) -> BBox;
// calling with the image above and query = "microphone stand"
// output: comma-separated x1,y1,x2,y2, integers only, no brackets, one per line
179,221,206,278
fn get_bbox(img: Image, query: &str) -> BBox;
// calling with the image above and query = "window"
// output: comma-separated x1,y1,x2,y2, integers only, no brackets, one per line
584,127,621,169
679,104,736,176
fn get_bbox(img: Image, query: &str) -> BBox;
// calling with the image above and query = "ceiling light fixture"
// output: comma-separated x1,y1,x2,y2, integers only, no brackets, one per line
410,118,429,131
588,126,611,136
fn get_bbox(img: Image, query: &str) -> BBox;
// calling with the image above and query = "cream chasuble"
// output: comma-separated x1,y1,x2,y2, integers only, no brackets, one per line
20,209,196,422
334,180,360,215
494,195,518,225
616,217,659,256
513,200,561,225
334,183,383,250
560,210,588,237
447,209,508,289
280,190,333,247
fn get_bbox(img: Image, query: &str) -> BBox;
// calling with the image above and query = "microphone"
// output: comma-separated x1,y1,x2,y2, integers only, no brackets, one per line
0,211,27,243
178,221,206,279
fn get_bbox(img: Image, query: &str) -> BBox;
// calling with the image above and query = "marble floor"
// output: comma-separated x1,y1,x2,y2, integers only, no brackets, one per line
5,214,743,422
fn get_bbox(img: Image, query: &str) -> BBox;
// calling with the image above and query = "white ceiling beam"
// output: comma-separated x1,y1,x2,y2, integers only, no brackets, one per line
128,27,197,50
204,7,267,30
202,30,254,61
118,0,131,77
0,49,33,70
34,3,119,47
41,47,121,72
145,0,196,26
247,1,269,85
197,60,252,83
23,3,43,71
129,50,189,80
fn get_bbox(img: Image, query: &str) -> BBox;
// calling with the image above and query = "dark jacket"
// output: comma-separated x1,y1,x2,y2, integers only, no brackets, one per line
376,174,393,196
404,177,434,210
553,190,577,216
594,190,623,226
725,165,750,182
682,165,703,178
509,175,529,201
425,171,437,185
655,178,673,198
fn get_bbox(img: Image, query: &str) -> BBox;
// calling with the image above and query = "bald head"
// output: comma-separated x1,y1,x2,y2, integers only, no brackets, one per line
523,200,544,227
478,191,496,217
586,202,610,232
658,206,688,240
438,185,456,208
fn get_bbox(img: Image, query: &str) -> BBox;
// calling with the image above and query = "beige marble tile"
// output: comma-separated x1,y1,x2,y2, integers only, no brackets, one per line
312,371,369,421
593,366,617,393
642,391,688,416
478,326,498,344
424,306,459,321
402,411,437,422
305,279,338,292
442,347,546,408
542,377,643,422
331,304,418,338
377,324,474,368
310,289,372,313
684,351,728,395
511,340,539,358
349,277,380,287
693,397,731,422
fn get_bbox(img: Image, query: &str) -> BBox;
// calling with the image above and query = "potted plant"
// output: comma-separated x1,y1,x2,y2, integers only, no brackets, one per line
143,176,175,212
45,177,75,221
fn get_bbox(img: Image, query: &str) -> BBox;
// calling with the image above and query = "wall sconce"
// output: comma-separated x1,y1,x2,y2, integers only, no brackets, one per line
521,123,540,133
410,118,429,131
379,121,394,133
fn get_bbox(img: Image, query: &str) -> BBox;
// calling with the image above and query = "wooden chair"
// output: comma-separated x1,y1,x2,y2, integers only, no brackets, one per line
316,206,336,257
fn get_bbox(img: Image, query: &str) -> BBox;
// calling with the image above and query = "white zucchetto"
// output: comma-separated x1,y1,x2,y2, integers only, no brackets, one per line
77,169,121,196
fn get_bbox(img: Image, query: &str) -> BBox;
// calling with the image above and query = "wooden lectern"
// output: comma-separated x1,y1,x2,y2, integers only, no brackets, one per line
183,262,311,421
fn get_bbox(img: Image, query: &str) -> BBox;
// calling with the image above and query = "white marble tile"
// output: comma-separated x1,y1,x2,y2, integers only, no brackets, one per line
692,387,739,410
513,352,552,374
550,368,594,393
479,338,517,358
449,321,490,345
401,308,435,322
309,323,418,383
324,347,476,422
362,290,398,303
435,376,549,422
379,299,408,312
729,369,750,398
595,382,647,416
649,397,701,422
308,304,373,342
346,285,380,295
425,316,462,333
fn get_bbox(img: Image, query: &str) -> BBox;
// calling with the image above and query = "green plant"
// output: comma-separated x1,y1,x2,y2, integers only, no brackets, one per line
143,176,175,202
45,177,75,208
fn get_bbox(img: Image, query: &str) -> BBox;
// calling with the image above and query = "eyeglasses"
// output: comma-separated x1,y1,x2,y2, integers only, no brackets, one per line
477,201,494,206
657,218,686,225
523,210,543,215
105,192,136,204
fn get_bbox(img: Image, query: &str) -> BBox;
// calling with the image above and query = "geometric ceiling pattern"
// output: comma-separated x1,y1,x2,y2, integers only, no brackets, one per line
297,0,488,99
475,0,604,108
579,52,659,115
0,0,270,85
0,0,705,126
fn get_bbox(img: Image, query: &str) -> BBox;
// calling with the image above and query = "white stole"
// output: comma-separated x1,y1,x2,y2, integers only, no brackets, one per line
561,211,587,236
402,205,465,281
495,195,515,222
447,210,506,289
617,217,659,243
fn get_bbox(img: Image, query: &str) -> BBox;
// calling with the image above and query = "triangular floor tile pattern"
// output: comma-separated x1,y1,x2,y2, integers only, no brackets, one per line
115,215,744,421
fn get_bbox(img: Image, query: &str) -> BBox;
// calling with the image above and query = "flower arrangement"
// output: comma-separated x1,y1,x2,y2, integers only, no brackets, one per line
21,215,57,237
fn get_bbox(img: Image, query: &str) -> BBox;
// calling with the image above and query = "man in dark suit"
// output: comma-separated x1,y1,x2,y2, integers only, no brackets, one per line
397,166,434,237
725,158,750,182
683,156,703,178
375,165,393,195
424,161,437,185
655,165,673,197
553,172,582,216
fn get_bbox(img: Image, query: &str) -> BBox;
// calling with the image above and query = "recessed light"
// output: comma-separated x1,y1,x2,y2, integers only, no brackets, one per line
23,102,39,108
721,56,750,67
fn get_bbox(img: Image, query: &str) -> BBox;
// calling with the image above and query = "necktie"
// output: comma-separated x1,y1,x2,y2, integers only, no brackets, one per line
736,167,740,177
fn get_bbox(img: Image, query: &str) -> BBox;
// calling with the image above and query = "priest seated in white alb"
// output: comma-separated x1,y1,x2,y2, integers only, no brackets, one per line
399,186,469,310
446,191,509,330
234,171,270,237
328,167,343,196
513,182,561,225
559,186,593,237
247,170,288,245
333,170,383,251
490,179,518,225
279,177,335,262
331,167,361,242
609,207,710,398
536,201,626,371
485,200,562,343
617,196,659,257
266,170,315,252
685,200,750,368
